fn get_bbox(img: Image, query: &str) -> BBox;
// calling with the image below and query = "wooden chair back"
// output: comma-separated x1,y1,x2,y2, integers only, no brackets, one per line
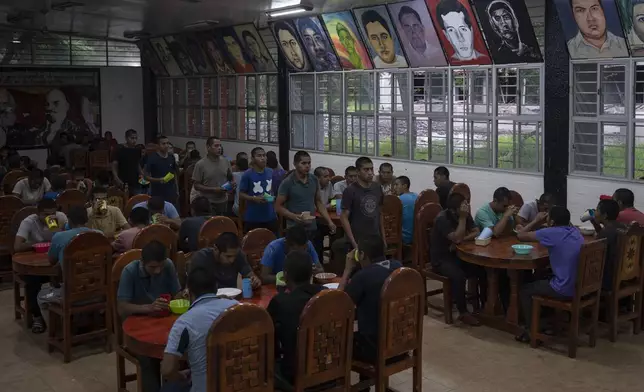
62,232,112,308
575,239,607,300
241,229,277,277
110,250,142,345
107,186,129,213
330,175,344,185
449,183,471,202
2,170,27,195
509,190,524,208
614,224,644,286
71,149,88,169
132,224,178,261
198,216,238,248
382,195,403,260
124,194,151,219
207,303,274,392
56,189,87,214
379,267,425,360
89,150,111,177
10,206,37,254
294,290,354,391
0,196,24,251
412,203,443,271
415,189,440,209
236,197,246,235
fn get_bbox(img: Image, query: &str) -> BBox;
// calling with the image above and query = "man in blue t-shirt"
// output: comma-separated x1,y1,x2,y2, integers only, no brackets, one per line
515,206,584,343
144,135,179,207
239,147,277,234
260,225,322,284
393,176,418,247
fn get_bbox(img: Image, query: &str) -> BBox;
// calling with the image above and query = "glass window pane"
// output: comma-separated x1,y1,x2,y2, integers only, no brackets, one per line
317,74,343,113
246,76,256,107
160,80,172,106
601,123,626,177
452,119,491,167
573,64,597,116
346,72,374,113
174,79,186,106
452,69,490,115
600,64,626,115
634,123,644,178
187,78,201,106
497,68,518,116
573,122,599,173
497,121,541,171
520,68,541,115
174,108,186,136
412,118,447,163
635,63,644,119
346,115,375,155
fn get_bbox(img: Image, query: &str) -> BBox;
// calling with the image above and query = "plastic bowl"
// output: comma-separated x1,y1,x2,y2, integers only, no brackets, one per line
264,195,275,202
314,272,337,284
276,271,286,286
169,299,190,315
33,242,51,253
512,244,534,255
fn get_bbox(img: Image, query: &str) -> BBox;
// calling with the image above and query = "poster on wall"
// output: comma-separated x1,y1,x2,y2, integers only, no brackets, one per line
473,0,542,63
233,24,277,72
426,0,491,65
137,40,168,76
321,11,373,70
196,32,235,74
215,28,256,73
617,0,644,55
181,33,215,74
353,5,409,68
0,69,100,150
270,20,312,72
294,16,342,71
554,0,628,58
165,35,198,75
387,0,447,67
150,37,183,76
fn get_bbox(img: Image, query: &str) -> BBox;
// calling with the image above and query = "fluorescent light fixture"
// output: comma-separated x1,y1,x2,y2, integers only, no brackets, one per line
267,3,313,17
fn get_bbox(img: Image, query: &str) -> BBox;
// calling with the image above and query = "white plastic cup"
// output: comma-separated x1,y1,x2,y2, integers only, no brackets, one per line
580,209,595,223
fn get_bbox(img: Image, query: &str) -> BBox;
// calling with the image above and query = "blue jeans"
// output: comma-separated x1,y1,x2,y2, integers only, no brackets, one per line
160,380,191,392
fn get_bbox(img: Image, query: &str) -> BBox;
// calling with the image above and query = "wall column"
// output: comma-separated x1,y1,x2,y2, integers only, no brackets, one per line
277,52,290,170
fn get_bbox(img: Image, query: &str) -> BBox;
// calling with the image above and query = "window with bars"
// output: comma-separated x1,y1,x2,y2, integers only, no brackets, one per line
317,73,343,153
412,70,448,162
346,72,375,155
291,74,316,150
377,72,410,159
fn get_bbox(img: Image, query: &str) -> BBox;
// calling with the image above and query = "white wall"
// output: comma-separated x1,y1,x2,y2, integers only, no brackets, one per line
568,176,644,225
100,67,144,143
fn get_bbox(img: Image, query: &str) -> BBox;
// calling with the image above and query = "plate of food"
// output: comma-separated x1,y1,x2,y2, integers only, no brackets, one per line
216,288,242,298
576,226,595,236
323,283,339,290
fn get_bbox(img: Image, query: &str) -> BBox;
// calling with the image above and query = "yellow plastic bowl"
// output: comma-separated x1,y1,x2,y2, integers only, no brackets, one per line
276,271,286,286
169,299,190,315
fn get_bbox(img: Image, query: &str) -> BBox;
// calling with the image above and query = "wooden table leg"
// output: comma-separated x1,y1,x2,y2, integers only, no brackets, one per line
483,267,501,316
506,269,520,326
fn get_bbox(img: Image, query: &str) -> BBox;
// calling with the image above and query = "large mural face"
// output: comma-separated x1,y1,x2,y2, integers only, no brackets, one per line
353,5,409,68
181,33,215,74
321,11,373,70
295,16,342,71
234,24,277,72
617,0,644,55
138,40,168,76
271,20,312,72
197,32,235,74
150,37,182,76
165,35,198,76
216,28,256,73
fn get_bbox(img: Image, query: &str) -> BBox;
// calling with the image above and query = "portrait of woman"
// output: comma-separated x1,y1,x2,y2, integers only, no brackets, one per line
234,24,277,72
197,32,235,74
270,20,312,72
321,11,373,70
215,29,255,73
182,33,215,74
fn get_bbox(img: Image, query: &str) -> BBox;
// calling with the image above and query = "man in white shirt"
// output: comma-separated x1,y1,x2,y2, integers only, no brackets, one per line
360,10,408,68
567,0,628,58
333,166,358,199
13,169,51,205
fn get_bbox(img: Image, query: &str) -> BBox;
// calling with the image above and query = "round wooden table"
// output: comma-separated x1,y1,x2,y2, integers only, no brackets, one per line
122,285,279,359
12,252,59,276
315,210,341,225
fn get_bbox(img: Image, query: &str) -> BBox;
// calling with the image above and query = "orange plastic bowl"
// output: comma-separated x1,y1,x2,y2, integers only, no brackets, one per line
33,242,51,253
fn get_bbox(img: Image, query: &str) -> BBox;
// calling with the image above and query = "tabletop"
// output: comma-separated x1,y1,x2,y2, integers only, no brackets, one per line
122,284,279,359
12,252,59,276
456,236,549,270
316,210,341,223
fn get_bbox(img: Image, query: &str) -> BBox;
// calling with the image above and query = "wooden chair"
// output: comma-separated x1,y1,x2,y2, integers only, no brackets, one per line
0,196,24,282
107,186,129,214
415,189,440,208
124,194,151,219
603,224,644,342
288,290,354,392
330,175,344,185
182,163,195,218
56,189,88,214
509,190,524,208
206,303,274,392
198,216,238,248
71,149,89,178
236,198,246,235
448,183,471,202
47,232,113,362
351,267,424,392
241,229,277,277
382,195,403,261
530,239,607,358
132,224,178,262
11,206,37,324
89,150,111,178
111,250,143,392
1,170,27,195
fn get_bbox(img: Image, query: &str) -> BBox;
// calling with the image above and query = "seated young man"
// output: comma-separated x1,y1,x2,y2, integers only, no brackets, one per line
430,192,484,326
393,175,418,247
161,251,238,392
267,250,325,385
260,225,323,284
613,188,644,225
332,166,357,200
338,235,402,363
590,199,626,290
178,196,212,252
135,196,181,230
189,232,261,289
112,207,150,253
13,168,52,205
117,240,182,392
516,193,555,230
87,186,130,238
515,206,584,343
474,186,517,237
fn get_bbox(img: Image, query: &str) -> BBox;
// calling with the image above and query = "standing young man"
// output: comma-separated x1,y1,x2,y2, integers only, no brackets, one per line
276,151,335,239
239,147,277,233
393,176,418,247
375,162,396,196
190,137,232,216
112,129,144,195
145,135,179,207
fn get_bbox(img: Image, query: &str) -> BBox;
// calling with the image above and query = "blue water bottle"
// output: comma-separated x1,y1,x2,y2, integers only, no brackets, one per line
336,198,342,216
242,278,253,299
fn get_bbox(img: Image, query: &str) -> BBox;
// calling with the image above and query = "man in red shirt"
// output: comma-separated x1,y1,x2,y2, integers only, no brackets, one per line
613,188,644,225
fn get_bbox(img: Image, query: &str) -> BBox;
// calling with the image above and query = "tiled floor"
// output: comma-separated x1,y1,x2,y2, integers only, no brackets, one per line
1,287,643,392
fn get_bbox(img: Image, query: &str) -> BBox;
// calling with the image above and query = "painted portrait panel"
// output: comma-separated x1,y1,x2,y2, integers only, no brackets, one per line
388,0,446,67
474,0,543,63
270,20,312,72
215,28,256,73
233,24,276,72
196,32,235,74
180,33,215,74
617,0,644,55
165,35,198,76
321,11,373,70
353,5,409,68
426,0,492,65
150,37,182,76
554,0,628,59
137,40,168,76
294,16,342,71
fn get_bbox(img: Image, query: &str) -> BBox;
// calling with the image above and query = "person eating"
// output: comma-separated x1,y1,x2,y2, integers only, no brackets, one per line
86,186,129,238
613,188,644,225
112,207,150,253
516,193,555,230
134,196,181,231
260,225,323,284
178,196,212,252
474,187,517,237
13,168,52,205
333,166,358,200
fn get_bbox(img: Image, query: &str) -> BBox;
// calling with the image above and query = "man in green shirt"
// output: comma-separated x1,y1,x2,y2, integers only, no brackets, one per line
474,187,517,237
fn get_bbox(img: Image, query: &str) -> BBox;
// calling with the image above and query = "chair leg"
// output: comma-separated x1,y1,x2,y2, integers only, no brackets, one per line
105,309,113,354
116,353,127,391
424,278,428,316
412,353,422,392
568,308,580,359
63,313,72,363
590,299,601,348
13,279,21,320
443,281,453,325
530,299,541,348
609,295,618,343
634,291,642,335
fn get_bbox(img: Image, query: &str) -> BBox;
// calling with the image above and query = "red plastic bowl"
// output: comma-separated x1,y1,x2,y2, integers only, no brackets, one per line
33,242,51,253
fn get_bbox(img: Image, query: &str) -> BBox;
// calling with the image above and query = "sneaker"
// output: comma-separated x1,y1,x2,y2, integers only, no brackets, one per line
458,313,481,326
